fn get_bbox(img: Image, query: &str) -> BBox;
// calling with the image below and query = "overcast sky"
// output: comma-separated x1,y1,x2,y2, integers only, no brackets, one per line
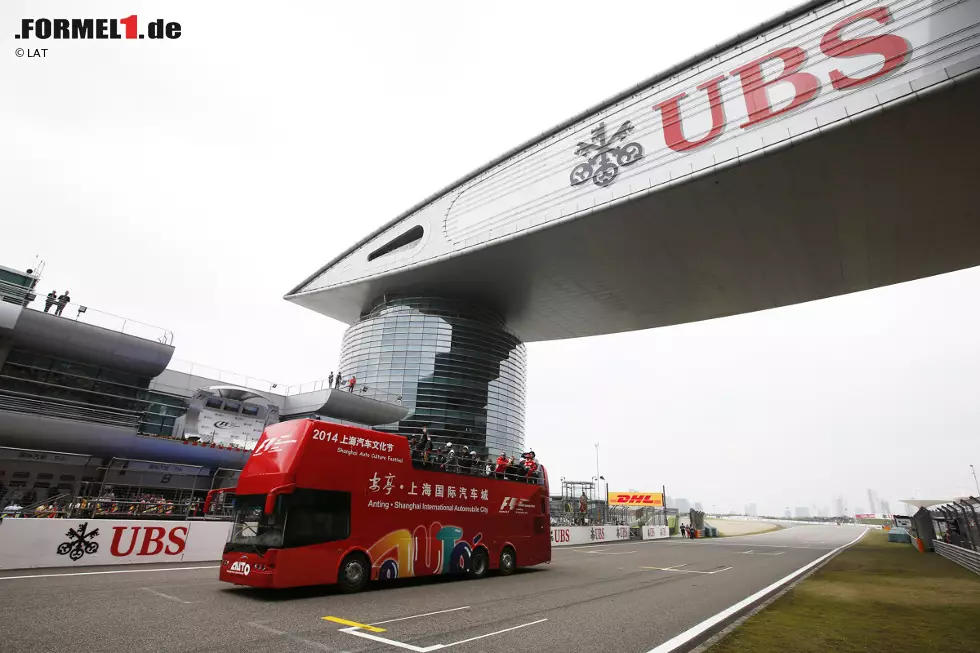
2,0,978,517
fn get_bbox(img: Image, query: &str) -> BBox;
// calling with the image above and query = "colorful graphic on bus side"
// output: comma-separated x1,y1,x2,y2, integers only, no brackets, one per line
368,522,483,579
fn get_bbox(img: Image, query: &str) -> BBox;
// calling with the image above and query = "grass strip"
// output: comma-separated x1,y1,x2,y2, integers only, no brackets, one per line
709,531,980,652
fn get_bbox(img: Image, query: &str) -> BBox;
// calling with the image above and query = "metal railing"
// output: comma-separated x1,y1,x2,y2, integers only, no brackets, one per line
165,359,408,406
0,278,174,345
0,389,141,428
931,497,980,552
934,540,980,576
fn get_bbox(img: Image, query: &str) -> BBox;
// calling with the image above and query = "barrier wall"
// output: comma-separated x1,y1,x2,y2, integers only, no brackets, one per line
550,525,631,546
0,519,232,570
641,524,670,540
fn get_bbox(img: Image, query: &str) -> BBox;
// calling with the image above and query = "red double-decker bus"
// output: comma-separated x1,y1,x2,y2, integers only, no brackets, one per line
218,419,551,591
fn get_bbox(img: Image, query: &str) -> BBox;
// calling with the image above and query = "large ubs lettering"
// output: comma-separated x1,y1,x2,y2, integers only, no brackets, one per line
110,526,188,556
552,528,571,543
653,6,910,152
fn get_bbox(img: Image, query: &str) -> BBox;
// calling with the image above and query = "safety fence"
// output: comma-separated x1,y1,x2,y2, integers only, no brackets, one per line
934,540,980,576
1,452,241,521
0,518,231,570
550,523,670,546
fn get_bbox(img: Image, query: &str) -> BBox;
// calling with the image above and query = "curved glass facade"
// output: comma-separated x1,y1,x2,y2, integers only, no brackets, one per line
338,297,526,457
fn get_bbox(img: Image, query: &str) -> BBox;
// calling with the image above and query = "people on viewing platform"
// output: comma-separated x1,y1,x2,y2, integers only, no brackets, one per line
44,290,57,312
347,375,356,393
55,290,70,316
328,372,334,388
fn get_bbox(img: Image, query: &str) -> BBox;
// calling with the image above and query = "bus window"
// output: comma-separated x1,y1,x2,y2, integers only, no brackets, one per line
225,490,351,554
283,489,351,548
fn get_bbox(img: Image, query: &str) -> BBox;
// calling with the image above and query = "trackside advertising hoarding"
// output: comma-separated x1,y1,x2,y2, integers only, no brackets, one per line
608,492,664,507
0,519,231,570
641,525,671,540
551,525,631,546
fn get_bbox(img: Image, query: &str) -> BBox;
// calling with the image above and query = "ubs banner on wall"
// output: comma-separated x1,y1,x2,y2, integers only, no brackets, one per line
551,525,631,546
0,519,232,570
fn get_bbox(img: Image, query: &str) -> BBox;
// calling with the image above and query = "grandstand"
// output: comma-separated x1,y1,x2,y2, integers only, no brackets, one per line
0,260,411,514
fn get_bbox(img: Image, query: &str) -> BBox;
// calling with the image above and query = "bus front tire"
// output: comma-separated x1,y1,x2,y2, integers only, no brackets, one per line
338,553,370,593
499,547,516,576
468,549,489,580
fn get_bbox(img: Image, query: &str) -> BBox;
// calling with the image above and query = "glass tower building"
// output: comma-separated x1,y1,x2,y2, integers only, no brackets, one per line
338,297,526,456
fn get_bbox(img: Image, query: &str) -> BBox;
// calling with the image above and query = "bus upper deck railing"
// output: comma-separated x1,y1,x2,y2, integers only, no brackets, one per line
409,449,544,484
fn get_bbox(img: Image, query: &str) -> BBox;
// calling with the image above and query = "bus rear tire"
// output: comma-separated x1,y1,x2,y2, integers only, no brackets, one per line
468,549,489,580
499,547,516,576
338,553,370,593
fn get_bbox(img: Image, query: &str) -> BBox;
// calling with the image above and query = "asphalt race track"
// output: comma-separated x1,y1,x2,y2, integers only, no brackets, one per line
0,525,865,653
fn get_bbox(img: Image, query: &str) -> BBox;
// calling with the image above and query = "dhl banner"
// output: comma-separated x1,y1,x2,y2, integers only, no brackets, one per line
609,492,664,507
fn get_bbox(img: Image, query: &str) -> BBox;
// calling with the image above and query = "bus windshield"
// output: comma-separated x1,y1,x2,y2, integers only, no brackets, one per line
225,490,352,555
226,494,286,554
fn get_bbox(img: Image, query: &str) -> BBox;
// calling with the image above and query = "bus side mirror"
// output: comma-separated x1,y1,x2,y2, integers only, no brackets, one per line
263,484,295,514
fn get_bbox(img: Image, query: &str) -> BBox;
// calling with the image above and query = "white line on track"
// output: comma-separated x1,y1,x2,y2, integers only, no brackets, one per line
668,542,823,550
140,586,195,604
338,617,548,651
372,606,470,625
645,528,868,653
249,623,334,651
641,565,732,575
0,565,218,581
444,619,549,647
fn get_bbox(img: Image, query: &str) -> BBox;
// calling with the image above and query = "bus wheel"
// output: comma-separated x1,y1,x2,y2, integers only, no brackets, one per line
468,549,489,580
499,547,516,576
338,553,370,593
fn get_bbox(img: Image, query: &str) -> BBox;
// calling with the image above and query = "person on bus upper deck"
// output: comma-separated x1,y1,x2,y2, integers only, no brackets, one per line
495,452,509,479
523,452,538,482
348,375,356,393
470,450,483,475
442,443,458,473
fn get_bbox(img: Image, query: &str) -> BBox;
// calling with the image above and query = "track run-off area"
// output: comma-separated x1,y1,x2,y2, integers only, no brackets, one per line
0,525,866,653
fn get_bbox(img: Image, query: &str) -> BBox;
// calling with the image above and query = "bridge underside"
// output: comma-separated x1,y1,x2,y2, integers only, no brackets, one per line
293,76,980,341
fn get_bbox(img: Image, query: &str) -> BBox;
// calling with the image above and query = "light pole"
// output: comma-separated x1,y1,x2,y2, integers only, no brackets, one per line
595,443,600,482
971,465,980,496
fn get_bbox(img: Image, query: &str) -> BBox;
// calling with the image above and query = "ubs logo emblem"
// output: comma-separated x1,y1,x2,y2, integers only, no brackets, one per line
57,522,100,561
569,121,644,188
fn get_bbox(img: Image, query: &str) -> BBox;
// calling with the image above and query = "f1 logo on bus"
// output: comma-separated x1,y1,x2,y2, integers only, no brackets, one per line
499,497,520,513
252,436,279,455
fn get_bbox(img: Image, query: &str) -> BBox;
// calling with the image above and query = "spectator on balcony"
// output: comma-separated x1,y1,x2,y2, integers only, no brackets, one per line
55,291,70,316
348,375,356,393
328,372,334,388
44,290,57,313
